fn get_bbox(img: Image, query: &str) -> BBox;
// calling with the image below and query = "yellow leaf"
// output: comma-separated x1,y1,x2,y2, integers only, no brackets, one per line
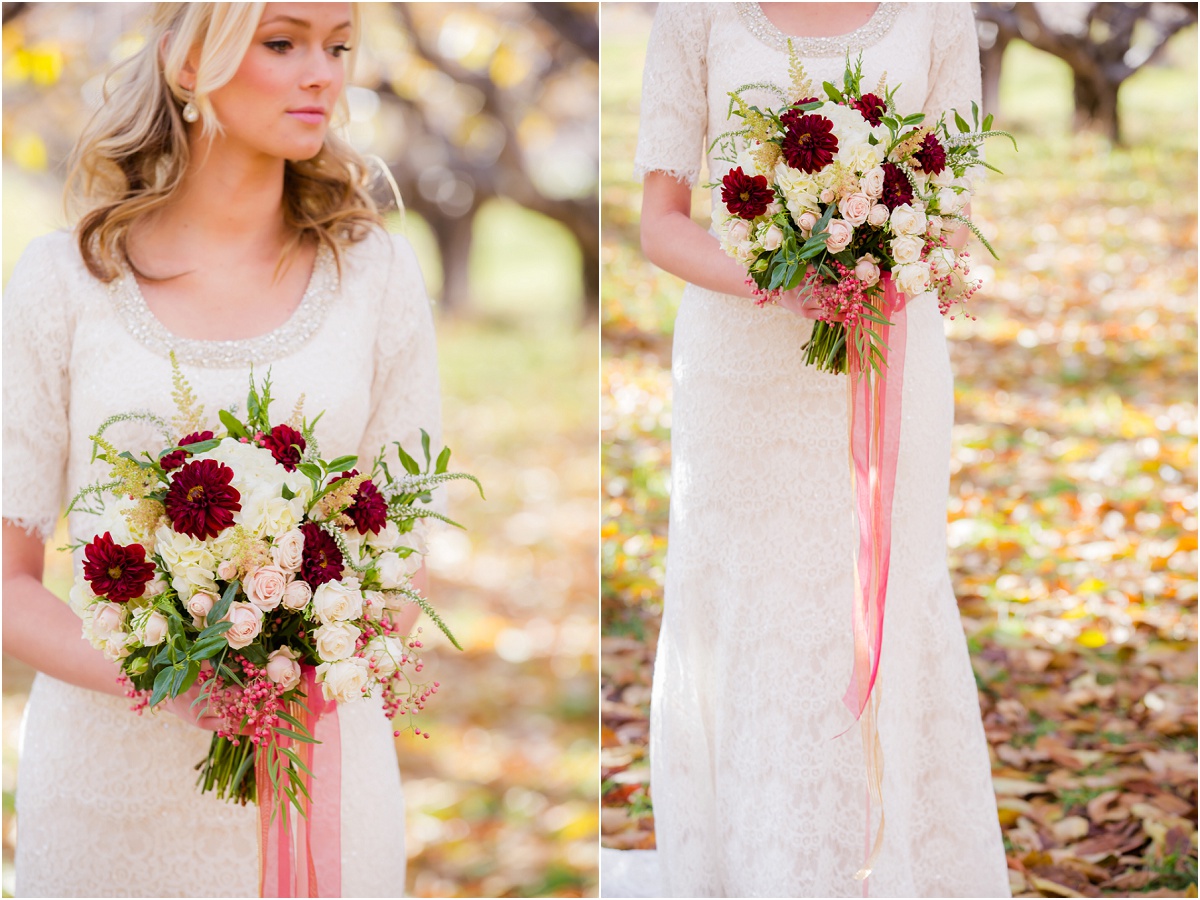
1076,629,1107,648
10,132,47,171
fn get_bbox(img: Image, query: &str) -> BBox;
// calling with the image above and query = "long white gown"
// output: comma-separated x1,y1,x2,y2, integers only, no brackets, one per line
3,226,441,897
606,3,1011,897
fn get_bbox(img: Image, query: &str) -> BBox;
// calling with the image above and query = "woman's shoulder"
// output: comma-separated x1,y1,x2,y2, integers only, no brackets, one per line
4,230,93,315
340,224,427,298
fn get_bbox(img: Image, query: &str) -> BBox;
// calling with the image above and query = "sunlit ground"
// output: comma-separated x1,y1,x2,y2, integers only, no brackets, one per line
601,6,1196,896
1,184,599,897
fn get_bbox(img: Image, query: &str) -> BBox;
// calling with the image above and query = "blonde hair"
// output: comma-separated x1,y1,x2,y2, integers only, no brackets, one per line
66,2,382,282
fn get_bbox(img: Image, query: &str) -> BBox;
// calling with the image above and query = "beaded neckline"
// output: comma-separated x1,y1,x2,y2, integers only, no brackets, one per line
108,243,339,369
735,2,901,56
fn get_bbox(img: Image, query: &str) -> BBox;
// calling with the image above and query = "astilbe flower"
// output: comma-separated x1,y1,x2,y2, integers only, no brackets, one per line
260,424,306,472
779,111,838,173
334,470,389,534
852,92,887,127
83,532,157,602
300,522,344,587
880,162,914,208
913,132,947,175
161,430,215,471
720,167,773,219
165,458,241,539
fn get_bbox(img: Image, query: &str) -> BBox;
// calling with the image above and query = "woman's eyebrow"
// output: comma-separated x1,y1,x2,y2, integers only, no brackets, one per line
258,15,352,31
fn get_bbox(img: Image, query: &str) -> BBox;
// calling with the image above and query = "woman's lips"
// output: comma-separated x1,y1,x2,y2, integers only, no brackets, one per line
287,109,326,124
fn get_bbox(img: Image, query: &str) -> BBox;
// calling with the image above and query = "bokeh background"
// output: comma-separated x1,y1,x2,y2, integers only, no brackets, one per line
601,3,1197,897
2,3,598,897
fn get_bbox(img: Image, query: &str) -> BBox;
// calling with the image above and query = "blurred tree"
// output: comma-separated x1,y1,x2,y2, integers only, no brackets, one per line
975,2,1197,144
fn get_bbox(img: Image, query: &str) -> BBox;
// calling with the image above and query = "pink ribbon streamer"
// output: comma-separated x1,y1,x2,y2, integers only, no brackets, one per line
259,666,342,898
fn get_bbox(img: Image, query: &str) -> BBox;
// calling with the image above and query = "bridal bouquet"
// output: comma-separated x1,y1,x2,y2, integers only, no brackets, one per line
66,360,480,827
710,49,1013,373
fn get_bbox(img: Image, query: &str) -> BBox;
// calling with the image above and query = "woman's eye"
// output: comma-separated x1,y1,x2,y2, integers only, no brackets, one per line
264,39,292,54
328,43,352,57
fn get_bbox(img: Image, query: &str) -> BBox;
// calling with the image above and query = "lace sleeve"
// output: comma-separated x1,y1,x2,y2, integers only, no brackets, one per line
2,232,73,542
633,3,712,186
923,3,982,126
355,232,444,512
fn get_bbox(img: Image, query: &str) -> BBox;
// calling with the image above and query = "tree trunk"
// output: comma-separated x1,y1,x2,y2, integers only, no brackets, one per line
432,211,476,314
1072,68,1122,144
581,239,599,326
979,33,1010,119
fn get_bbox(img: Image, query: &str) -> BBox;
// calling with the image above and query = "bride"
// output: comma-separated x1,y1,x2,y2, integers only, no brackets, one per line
609,3,1011,897
2,3,438,895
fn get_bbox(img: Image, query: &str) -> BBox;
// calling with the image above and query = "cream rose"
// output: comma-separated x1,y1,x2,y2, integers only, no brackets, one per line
223,602,265,650
889,234,924,265
889,203,927,237
312,580,365,626
365,522,401,552
316,658,371,704
186,590,217,628
271,529,306,573
854,254,881,287
760,223,784,252
363,635,405,679
376,551,420,590
926,215,944,238
314,622,361,662
383,591,415,612
134,610,169,647
928,246,956,278
70,580,97,616
824,219,853,254
363,590,385,620
90,602,125,642
104,631,132,661
796,211,818,236
894,261,931,296
860,166,886,199
266,646,302,691
764,199,784,217
838,193,872,227
281,579,313,611
726,219,750,244
244,565,288,612
867,204,890,228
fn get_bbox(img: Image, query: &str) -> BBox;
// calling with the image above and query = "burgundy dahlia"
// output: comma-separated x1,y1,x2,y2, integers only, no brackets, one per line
852,93,887,127
82,532,157,602
300,522,344,587
161,430,215,471
261,424,306,472
334,470,389,535
780,113,838,174
165,458,241,539
913,132,947,176
720,167,773,219
880,162,914,209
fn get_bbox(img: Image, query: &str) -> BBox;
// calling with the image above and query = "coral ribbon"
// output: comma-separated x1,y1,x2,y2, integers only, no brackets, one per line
841,273,907,890
258,666,342,898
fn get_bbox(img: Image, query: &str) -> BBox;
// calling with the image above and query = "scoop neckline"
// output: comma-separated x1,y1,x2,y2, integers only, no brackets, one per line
110,242,339,369
736,2,900,55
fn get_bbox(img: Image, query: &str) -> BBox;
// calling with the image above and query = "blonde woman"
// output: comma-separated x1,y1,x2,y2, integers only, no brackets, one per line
2,3,436,894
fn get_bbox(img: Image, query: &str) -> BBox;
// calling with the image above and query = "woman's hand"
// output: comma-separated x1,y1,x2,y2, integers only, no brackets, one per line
163,680,231,731
775,285,824,320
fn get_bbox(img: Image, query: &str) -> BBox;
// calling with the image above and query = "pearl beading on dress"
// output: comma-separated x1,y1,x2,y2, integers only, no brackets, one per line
107,243,338,369
734,2,901,56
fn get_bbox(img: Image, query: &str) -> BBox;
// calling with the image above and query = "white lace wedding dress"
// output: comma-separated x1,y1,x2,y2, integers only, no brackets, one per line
3,226,440,897
603,3,1011,897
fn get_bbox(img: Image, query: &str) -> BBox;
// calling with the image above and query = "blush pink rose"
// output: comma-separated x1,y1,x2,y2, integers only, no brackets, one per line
223,602,264,650
281,579,312,611
186,590,217,628
861,166,886,199
838,192,872,227
854,254,881,287
266,646,302,691
824,219,854,254
867,203,890,228
244,565,288,611
796,211,818,236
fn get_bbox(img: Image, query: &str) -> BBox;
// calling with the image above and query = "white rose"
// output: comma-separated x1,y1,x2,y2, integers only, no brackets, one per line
927,215,943,238
134,610,169,647
104,631,132,661
89,601,125,642
365,522,401,552
383,591,414,612
376,551,420,590
266,646,302,691
928,246,956,278
860,166,886,199
824,219,854,254
838,192,872,227
930,167,955,188
314,622,361,662
940,188,967,215
281,579,313,611
186,590,217,628
854,254,881,287
867,204,890,228
894,261,931,296
889,203,927,237
760,223,784,252
244,565,288,612
889,234,924,265
396,522,430,555
726,219,750,245
69,579,97,616
363,635,405,679
223,601,265,650
363,590,385,620
316,657,371,704
764,199,784,217
312,580,365,625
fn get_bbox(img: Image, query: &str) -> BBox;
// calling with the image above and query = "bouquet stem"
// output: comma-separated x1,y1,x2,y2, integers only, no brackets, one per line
802,321,849,374
196,734,257,805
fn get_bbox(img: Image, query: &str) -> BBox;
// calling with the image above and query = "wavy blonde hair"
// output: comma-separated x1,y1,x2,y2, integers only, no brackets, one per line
66,2,382,282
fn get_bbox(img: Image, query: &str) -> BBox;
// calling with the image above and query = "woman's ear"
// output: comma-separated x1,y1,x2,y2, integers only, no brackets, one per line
159,30,198,91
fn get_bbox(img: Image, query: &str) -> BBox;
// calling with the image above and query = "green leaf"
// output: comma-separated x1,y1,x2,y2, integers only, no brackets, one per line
219,410,248,440
188,637,229,660
149,666,174,708
822,81,843,102
982,112,994,132
394,443,421,476
197,620,234,641
273,726,321,744
435,447,451,474
768,264,787,290
231,743,256,789
280,746,314,778
971,99,980,127
326,455,358,474
281,484,295,501
420,430,432,468
274,709,313,735
178,660,201,694
954,110,970,133
210,581,239,624
238,642,268,666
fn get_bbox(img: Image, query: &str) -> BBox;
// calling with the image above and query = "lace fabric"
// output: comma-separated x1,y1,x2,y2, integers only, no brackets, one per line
3,226,441,896
620,4,1011,897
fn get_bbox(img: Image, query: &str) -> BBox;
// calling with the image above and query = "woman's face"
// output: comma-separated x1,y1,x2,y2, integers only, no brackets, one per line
202,3,353,162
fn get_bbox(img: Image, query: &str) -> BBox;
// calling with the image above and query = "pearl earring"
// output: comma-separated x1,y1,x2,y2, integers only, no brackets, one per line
182,100,199,123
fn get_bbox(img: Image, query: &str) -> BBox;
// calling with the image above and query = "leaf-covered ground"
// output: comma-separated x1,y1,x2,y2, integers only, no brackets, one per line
600,7,1197,897
1,193,599,898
